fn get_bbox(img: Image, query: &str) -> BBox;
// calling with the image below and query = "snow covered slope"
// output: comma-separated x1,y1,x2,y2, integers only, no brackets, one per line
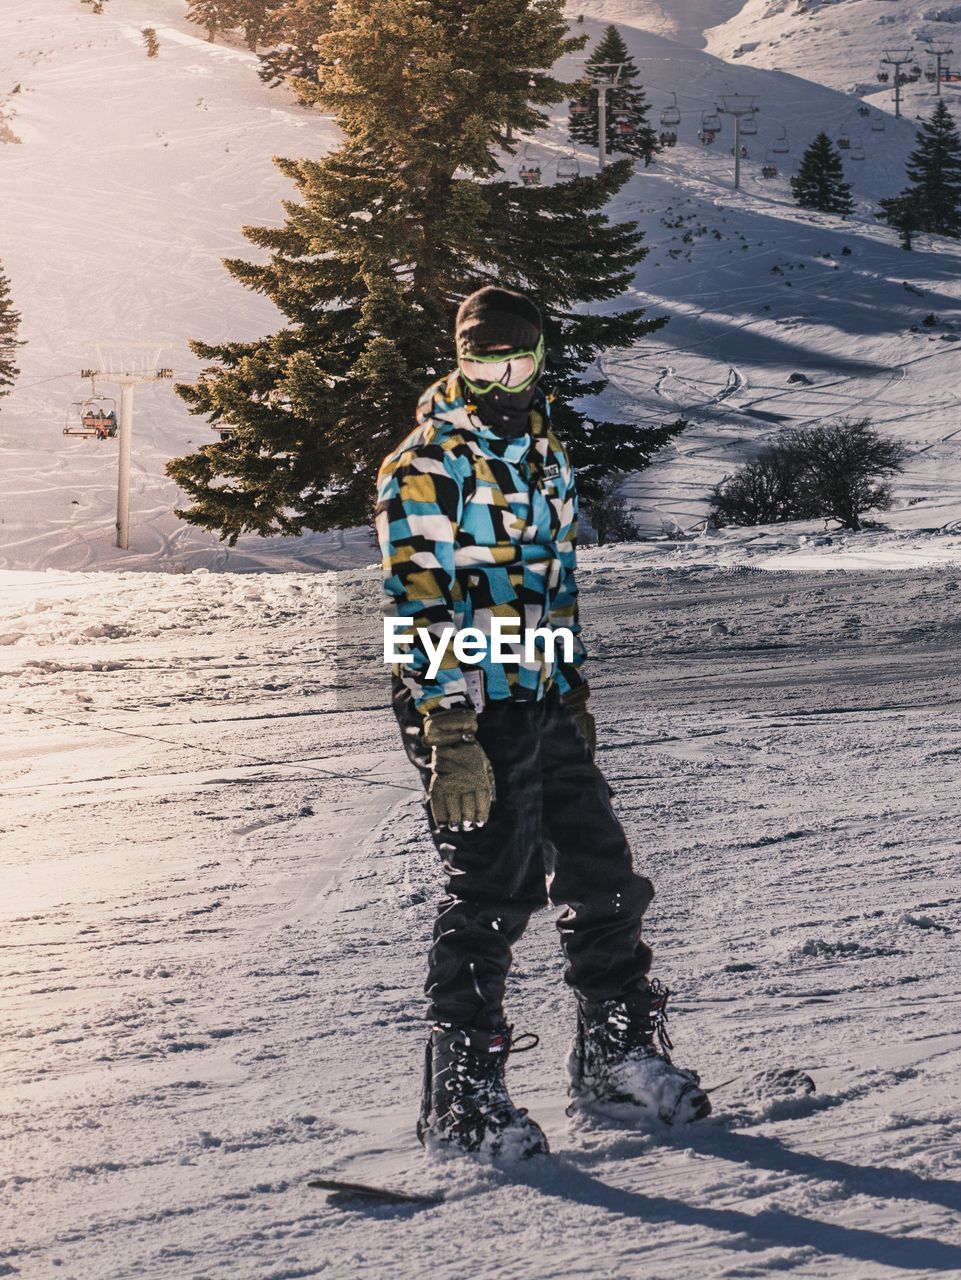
1,1,960,570
706,0,961,99
3,561,961,1277
0,0,370,573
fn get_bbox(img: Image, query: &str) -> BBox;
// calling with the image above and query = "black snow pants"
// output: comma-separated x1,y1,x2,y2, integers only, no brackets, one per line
393,679,655,1030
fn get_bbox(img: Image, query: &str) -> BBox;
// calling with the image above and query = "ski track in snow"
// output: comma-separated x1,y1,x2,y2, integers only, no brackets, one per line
2,564,961,1278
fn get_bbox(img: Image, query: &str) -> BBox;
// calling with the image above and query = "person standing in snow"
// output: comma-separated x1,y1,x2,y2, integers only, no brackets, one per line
375,287,709,1158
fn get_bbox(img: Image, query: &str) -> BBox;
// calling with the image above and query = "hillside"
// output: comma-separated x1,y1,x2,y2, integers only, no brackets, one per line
705,0,961,97
1,2,960,569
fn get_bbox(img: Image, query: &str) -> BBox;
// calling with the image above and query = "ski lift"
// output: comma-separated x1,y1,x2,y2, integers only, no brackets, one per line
556,150,580,180
210,417,237,442
660,91,681,127
702,106,722,132
850,138,865,161
871,110,885,132
857,105,871,117
908,63,922,81
837,134,851,150
571,100,590,118
63,387,118,440
877,70,889,83
772,127,789,154
615,115,635,137
926,67,938,83
740,112,758,136
761,161,779,179
730,144,749,158
697,128,717,146
659,129,678,147
519,144,542,186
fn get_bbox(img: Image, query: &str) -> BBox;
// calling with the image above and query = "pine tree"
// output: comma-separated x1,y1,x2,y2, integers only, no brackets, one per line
142,28,160,57
568,25,660,166
790,133,855,214
185,1,245,42
235,1,285,50
168,0,678,542
877,192,920,250
879,100,961,239
258,1,333,87
0,265,23,402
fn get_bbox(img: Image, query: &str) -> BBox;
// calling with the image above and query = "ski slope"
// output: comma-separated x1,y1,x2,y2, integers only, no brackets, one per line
705,0,961,97
1,1,960,568
2,562,961,1278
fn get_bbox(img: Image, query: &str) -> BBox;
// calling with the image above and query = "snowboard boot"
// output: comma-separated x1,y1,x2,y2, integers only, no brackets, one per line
567,981,712,1126
417,1022,549,1159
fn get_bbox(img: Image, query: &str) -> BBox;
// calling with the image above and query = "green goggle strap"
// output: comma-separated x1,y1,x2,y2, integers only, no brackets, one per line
458,334,545,395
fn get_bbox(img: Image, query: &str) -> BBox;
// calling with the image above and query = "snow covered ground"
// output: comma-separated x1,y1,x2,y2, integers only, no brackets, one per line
2,562,961,1278
2,1,960,568
704,0,961,97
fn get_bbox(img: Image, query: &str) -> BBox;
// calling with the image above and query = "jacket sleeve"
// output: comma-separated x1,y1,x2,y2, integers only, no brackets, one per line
548,449,588,696
375,445,472,715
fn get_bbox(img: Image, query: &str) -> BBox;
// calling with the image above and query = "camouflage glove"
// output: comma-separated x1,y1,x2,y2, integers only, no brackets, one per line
422,706,496,831
563,681,597,754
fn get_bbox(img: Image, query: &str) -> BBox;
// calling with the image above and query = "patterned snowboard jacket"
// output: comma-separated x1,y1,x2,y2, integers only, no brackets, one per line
375,372,587,715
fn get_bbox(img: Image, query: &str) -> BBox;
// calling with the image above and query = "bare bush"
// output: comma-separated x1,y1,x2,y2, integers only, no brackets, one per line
711,418,908,531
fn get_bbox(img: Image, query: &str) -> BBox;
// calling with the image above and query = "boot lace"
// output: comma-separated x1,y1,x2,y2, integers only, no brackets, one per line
419,1024,540,1146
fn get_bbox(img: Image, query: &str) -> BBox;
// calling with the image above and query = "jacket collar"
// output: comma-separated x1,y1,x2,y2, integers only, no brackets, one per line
423,373,550,458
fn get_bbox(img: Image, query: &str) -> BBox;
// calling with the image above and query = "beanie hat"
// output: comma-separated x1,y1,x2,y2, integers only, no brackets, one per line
455,287,543,355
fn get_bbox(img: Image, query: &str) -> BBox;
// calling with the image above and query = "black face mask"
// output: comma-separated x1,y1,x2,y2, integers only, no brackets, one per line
471,382,540,438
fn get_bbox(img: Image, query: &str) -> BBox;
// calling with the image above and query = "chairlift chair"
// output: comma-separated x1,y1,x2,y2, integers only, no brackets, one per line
702,106,722,131
772,127,789,154
850,136,865,161
698,128,717,145
857,105,871,117
557,151,580,180
871,111,885,132
519,145,543,186
762,150,780,179
571,101,590,118
740,112,758,136
660,92,681,127
926,68,938,82
63,393,118,440
837,134,851,150
877,71,889,83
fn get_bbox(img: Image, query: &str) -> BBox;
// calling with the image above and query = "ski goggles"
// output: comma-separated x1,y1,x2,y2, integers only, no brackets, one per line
457,335,545,395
